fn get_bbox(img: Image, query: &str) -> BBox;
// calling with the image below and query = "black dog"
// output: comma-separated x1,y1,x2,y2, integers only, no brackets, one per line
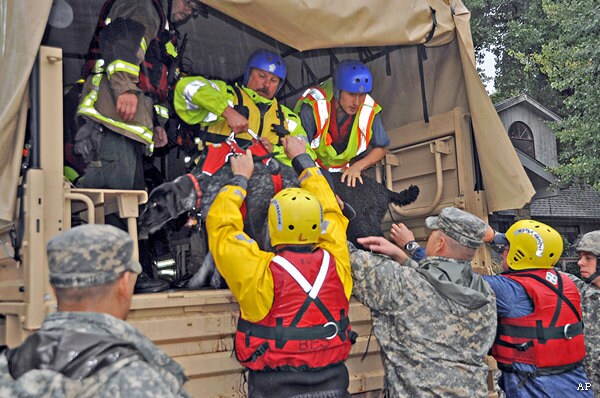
139,160,418,288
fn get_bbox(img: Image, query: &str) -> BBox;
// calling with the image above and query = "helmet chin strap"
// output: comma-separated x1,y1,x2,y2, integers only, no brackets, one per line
584,256,600,284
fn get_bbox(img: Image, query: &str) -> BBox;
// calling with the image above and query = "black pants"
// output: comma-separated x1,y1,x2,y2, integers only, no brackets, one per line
77,128,145,190
248,363,350,398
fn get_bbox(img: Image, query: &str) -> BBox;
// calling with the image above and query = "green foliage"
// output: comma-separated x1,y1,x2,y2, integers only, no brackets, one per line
466,0,600,189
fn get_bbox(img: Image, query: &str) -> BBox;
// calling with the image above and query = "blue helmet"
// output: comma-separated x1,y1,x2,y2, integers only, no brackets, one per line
333,60,372,94
244,49,287,92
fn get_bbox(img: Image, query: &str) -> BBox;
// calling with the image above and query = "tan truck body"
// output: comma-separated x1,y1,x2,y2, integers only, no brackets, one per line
0,1,534,396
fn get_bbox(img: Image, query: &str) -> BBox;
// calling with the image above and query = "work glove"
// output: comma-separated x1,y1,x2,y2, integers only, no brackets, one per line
74,121,103,164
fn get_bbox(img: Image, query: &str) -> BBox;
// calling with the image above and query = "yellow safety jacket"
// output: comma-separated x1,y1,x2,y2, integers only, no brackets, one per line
205,167,352,322
175,77,314,165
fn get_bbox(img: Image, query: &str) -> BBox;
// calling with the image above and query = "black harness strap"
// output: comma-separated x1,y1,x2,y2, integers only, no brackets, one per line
417,45,429,123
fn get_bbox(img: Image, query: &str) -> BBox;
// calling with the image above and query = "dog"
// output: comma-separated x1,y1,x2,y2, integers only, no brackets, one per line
139,158,419,289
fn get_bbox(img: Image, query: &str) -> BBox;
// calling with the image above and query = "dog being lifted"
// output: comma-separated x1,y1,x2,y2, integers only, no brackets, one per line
139,143,419,289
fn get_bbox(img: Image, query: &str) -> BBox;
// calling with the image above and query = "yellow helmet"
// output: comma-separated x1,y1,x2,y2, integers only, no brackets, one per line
268,188,323,246
505,219,563,270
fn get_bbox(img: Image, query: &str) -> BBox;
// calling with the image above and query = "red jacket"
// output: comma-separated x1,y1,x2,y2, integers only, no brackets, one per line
235,249,354,371
492,269,585,372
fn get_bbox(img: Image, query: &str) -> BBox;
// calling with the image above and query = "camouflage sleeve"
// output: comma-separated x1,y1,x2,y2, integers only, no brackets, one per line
105,361,189,397
349,244,407,312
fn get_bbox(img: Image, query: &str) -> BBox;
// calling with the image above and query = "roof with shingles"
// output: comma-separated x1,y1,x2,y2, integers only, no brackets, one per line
530,185,600,218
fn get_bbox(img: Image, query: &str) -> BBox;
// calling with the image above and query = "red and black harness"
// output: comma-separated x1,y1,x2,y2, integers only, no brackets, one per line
492,269,585,375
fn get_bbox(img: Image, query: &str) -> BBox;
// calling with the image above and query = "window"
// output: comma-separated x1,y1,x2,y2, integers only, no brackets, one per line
508,121,535,158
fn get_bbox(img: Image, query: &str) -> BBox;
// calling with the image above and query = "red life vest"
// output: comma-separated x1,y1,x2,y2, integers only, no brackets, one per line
235,249,355,371
491,269,585,373
84,0,177,102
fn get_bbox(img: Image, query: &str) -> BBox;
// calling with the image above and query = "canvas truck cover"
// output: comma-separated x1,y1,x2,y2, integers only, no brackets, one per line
0,0,535,230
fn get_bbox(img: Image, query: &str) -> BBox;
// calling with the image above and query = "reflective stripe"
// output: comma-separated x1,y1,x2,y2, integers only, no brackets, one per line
287,118,298,132
77,73,154,148
165,41,178,57
306,87,326,101
92,59,105,74
356,95,376,155
182,80,221,122
154,105,169,119
272,251,330,299
140,37,147,53
106,60,140,78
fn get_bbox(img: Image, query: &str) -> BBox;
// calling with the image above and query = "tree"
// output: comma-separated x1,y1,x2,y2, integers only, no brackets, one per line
537,0,600,190
466,0,566,113
467,0,600,190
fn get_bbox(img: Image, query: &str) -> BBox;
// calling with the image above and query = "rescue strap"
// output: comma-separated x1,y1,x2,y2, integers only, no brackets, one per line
185,173,202,209
498,360,585,378
237,315,350,345
417,45,429,123
516,271,582,324
497,320,583,343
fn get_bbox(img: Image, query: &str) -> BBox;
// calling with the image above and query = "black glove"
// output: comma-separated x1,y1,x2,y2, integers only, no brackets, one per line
74,121,103,163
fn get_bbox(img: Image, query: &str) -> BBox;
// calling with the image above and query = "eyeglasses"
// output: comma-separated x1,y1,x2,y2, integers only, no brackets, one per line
185,0,202,18
489,243,509,254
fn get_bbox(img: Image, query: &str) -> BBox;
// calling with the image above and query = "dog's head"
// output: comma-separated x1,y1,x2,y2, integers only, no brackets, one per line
139,174,200,239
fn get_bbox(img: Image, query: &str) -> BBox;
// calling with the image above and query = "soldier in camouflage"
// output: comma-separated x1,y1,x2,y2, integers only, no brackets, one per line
0,224,189,397
349,206,497,397
569,231,600,396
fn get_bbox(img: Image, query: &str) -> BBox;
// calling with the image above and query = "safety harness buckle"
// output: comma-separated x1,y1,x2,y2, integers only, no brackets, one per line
323,321,339,340
563,324,573,340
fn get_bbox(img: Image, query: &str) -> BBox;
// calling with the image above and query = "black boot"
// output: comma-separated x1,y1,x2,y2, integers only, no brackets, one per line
134,272,170,293
136,238,170,293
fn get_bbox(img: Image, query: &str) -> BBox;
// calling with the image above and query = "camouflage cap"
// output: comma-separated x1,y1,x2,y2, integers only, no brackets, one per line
425,207,487,249
575,230,600,256
47,224,142,288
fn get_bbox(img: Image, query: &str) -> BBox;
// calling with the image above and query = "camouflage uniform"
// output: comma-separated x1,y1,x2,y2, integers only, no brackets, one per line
349,207,497,397
567,275,600,396
0,225,189,398
570,230,600,395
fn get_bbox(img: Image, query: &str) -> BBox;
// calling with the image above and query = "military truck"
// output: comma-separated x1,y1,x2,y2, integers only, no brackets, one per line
0,0,534,396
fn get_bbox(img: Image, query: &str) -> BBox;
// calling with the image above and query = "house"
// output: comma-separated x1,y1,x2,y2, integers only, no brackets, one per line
488,94,600,253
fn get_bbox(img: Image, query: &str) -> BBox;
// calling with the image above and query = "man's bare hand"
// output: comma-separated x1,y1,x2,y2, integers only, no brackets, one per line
281,135,306,160
340,164,363,187
222,106,249,134
357,236,408,264
390,223,415,248
259,137,274,153
230,149,254,179
153,126,168,148
117,92,138,122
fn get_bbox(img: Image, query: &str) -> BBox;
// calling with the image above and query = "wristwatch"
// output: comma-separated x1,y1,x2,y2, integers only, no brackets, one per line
404,240,420,253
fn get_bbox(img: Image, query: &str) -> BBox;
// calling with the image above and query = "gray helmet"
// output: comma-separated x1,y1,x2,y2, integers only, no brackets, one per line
575,231,600,256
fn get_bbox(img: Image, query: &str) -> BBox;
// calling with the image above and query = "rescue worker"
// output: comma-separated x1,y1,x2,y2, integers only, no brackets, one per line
76,0,200,190
174,49,314,166
74,0,200,292
349,207,497,397
567,231,600,396
205,135,355,397
0,224,189,397
482,220,592,397
295,60,390,187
